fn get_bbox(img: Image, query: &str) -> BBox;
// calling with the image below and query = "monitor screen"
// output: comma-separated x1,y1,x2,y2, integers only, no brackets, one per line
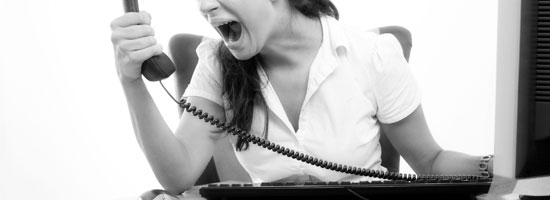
496,0,550,183
515,0,550,179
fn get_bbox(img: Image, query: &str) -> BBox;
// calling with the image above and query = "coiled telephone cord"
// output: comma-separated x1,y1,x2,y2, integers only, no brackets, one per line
159,81,484,182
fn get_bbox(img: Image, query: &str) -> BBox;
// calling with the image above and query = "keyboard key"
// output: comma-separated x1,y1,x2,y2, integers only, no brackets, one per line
272,182,284,186
284,182,296,186
426,179,438,183
370,181,383,184
439,180,452,183
478,178,492,183
414,179,426,183
340,181,351,185
395,180,409,184
305,181,326,185
358,181,370,185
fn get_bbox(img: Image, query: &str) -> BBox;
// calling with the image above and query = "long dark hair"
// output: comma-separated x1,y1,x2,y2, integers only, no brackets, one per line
219,0,339,151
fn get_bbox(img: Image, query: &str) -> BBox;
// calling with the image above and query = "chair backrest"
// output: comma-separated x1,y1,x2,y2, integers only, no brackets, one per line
168,26,412,185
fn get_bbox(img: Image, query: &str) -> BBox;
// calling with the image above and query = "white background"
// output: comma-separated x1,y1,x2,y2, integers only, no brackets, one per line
0,0,496,199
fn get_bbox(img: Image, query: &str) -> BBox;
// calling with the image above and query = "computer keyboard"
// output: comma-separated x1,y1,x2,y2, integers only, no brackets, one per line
199,177,492,200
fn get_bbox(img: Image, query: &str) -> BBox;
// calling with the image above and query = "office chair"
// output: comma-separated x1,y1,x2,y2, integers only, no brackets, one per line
138,25,412,199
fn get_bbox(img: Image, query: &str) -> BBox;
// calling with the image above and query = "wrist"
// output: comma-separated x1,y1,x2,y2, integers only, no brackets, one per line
119,77,148,97
488,156,493,174
119,75,144,87
479,154,494,178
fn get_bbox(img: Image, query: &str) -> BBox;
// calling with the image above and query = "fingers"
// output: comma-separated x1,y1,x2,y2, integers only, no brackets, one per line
111,11,155,43
111,11,160,59
119,43,164,65
110,11,152,29
113,24,155,41
118,36,158,52
110,11,162,80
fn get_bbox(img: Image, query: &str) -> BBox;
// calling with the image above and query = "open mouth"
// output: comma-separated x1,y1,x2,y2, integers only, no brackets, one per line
216,21,242,42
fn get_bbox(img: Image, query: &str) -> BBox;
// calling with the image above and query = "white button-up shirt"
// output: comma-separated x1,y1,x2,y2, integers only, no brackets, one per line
183,16,421,183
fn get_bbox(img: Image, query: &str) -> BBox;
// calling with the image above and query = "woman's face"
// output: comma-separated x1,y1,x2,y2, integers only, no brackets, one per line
197,0,280,60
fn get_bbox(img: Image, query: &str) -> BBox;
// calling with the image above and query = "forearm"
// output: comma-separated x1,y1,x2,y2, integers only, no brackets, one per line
121,79,195,192
430,150,492,176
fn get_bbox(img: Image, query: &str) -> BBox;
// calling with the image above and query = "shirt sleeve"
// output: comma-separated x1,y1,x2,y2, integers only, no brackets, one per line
181,38,224,107
371,34,422,124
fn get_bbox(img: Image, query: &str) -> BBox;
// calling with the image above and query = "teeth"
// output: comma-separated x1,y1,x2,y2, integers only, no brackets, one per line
216,21,233,27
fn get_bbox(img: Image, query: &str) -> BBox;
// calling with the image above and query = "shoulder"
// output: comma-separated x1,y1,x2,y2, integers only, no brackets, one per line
185,37,224,96
182,37,226,107
342,26,404,73
194,37,223,77
372,34,405,60
347,28,401,59
326,19,401,63
196,37,221,62
370,33,406,73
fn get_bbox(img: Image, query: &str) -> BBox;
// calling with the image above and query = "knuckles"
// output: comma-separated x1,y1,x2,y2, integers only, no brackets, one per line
122,43,163,64
139,11,152,25
148,36,157,46
110,12,157,75
111,26,156,50
137,25,155,37
110,12,155,47
117,36,158,52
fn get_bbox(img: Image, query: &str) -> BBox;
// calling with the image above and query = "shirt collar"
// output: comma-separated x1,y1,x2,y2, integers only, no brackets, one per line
322,15,350,57
254,15,351,134
301,15,350,107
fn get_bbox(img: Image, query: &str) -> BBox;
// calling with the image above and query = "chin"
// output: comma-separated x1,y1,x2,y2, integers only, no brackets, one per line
229,49,256,61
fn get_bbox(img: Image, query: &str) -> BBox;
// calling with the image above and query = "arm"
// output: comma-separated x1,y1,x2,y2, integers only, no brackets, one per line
111,12,225,194
123,81,225,193
380,105,491,175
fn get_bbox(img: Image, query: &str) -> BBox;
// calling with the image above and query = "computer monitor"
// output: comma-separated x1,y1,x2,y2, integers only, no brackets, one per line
495,0,550,196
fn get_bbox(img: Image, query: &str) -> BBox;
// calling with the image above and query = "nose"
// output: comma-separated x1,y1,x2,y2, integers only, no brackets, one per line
198,0,220,15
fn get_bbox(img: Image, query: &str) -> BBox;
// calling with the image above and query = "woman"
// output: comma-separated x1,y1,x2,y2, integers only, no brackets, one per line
110,0,492,195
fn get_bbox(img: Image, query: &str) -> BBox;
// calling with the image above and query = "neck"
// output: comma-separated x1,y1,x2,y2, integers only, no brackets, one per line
259,12,323,70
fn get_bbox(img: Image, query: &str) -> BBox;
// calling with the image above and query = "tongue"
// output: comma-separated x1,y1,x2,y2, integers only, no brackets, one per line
228,22,242,42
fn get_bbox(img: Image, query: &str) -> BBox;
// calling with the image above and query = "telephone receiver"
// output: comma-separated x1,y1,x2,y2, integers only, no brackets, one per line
123,0,176,81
